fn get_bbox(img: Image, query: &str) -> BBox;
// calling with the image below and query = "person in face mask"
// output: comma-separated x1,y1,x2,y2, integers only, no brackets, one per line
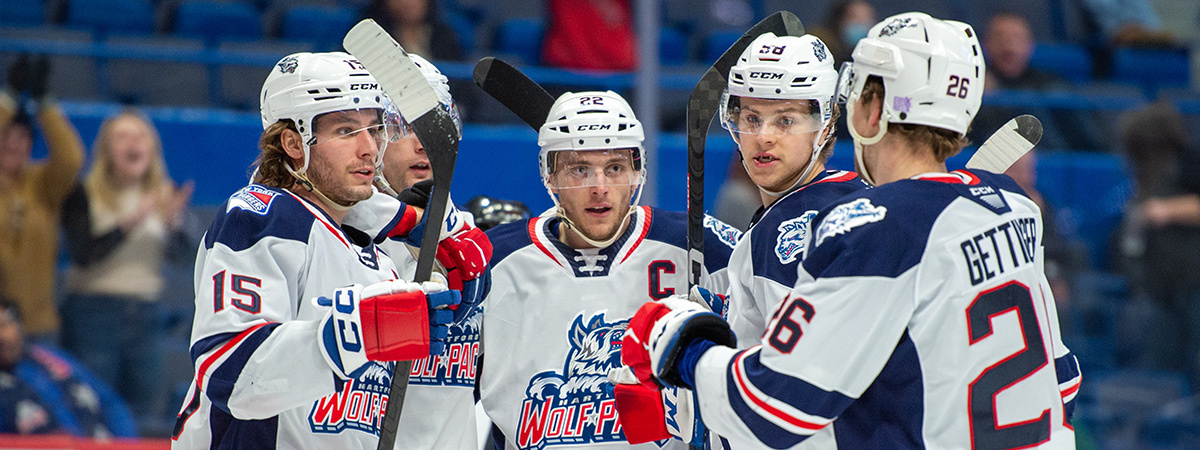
809,0,877,64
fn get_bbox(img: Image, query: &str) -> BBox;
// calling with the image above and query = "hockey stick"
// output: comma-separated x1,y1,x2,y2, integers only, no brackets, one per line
686,11,804,288
965,114,1042,172
343,19,461,450
473,56,555,130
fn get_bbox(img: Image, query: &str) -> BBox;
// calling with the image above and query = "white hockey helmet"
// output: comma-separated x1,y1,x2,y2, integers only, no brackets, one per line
260,51,401,173
537,91,645,187
837,12,983,185
537,91,646,248
720,33,839,195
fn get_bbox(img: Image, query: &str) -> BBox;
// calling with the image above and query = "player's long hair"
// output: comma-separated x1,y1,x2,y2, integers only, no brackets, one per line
253,120,298,189
85,109,172,212
861,77,969,162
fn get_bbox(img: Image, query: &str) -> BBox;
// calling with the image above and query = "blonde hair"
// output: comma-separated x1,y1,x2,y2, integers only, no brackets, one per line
252,120,299,188
84,109,172,212
861,77,969,162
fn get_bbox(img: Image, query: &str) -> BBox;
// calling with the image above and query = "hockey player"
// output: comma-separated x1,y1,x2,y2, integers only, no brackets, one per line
718,33,868,344
619,13,1081,448
172,52,471,449
343,54,490,450
477,90,740,449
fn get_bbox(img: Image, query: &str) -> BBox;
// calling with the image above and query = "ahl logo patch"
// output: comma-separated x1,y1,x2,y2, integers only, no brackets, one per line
277,55,299,74
704,216,742,249
776,210,818,264
815,198,887,246
227,185,278,215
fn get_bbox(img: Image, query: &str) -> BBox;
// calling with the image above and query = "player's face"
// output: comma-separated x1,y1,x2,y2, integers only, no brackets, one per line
550,149,638,247
0,308,21,370
735,97,822,192
105,115,156,187
306,109,384,204
380,124,429,191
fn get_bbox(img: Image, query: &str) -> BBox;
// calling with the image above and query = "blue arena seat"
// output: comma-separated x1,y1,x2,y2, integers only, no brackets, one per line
1030,43,1093,83
659,27,688,65
65,0,154,36
0,0,45,27
279,5,357,52
701,30,742,63
105,35,210,107
493,18,544,65
174,0,263,44
1112,47,1191,95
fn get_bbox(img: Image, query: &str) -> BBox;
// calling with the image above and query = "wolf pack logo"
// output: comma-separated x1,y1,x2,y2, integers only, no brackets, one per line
277,55,299,74
515,313,662,449
227,185,278,215
308,362,394,435
776,210,817,264
815,198,887,246
811,39,828,62
704,216,742,249
408,306,482,387
879,17,916,37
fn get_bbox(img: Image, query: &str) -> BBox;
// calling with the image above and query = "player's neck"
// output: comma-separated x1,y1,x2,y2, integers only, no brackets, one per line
558,215,632,250
290,183,349,225
867,137,944,185
758,162,826,206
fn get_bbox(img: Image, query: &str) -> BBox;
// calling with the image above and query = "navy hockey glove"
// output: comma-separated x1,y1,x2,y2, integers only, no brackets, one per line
315,279,461,379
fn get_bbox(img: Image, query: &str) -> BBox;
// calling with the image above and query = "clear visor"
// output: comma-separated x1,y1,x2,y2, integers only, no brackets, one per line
835,62,856,105
547,148,642,189
311,105,407,152
719,92,824,138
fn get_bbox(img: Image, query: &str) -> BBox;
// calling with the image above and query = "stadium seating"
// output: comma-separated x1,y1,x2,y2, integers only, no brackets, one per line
493,17,544,65
1112,47,1192,96
1029,43,1093,83
0,0,45,27
174,0,263,44
700,29,742,63
0,26,102,101
659,27,688,66
279,4,358,52
105,35,210,107
65,0,155,36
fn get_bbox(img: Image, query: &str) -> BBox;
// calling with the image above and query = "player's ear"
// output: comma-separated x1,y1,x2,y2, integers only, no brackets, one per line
280,128,305,161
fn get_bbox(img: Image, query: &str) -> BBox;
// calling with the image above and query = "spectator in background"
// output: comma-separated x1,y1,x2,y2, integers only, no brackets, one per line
1114,102,1200,388
0,55,85,345
542,0,637,70
972,12,1105,151
1081,0,1175,48
365,0,464,61
809,0,876,64
58,109,194,428
0,297,138,438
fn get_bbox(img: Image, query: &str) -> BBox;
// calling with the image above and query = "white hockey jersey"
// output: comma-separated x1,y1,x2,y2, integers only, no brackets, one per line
479,206,740,449
172,185,405,449
726,170,867,345
693,170,1082,449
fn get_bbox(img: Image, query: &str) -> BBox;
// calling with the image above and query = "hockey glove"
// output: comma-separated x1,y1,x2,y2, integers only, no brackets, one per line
623,286,737,388
608,367,707,445
315,279,461,379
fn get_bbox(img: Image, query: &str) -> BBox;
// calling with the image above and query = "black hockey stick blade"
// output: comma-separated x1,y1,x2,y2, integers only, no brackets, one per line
344,19,460,450
686,11,803,288
965,114,1043,172
473,56,556,130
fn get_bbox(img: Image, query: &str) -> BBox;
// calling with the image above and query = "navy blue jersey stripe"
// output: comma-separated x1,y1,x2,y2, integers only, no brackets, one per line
191,331,242,365
741,350,855,418
725,359,808,448
207,407,279,449
832,331,925,449
205,323,281,413
486,218,535,266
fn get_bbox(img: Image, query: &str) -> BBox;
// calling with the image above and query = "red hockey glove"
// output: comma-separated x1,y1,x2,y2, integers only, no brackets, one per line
316,280,461,379
623,287,736,388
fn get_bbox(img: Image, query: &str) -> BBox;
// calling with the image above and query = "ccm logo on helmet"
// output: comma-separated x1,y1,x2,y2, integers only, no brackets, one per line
576,124,612,131
349,83,379,90
749,72,784,80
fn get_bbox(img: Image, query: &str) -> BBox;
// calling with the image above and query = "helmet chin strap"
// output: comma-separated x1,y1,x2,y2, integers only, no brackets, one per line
545,176,645,249
846,95,889,187
374,173,400,197
287,141,355,212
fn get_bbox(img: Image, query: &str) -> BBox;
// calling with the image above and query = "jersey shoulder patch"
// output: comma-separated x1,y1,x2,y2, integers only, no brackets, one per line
775,210,818,264
704,215,742,250
227,184,279,215
815,198,887,246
